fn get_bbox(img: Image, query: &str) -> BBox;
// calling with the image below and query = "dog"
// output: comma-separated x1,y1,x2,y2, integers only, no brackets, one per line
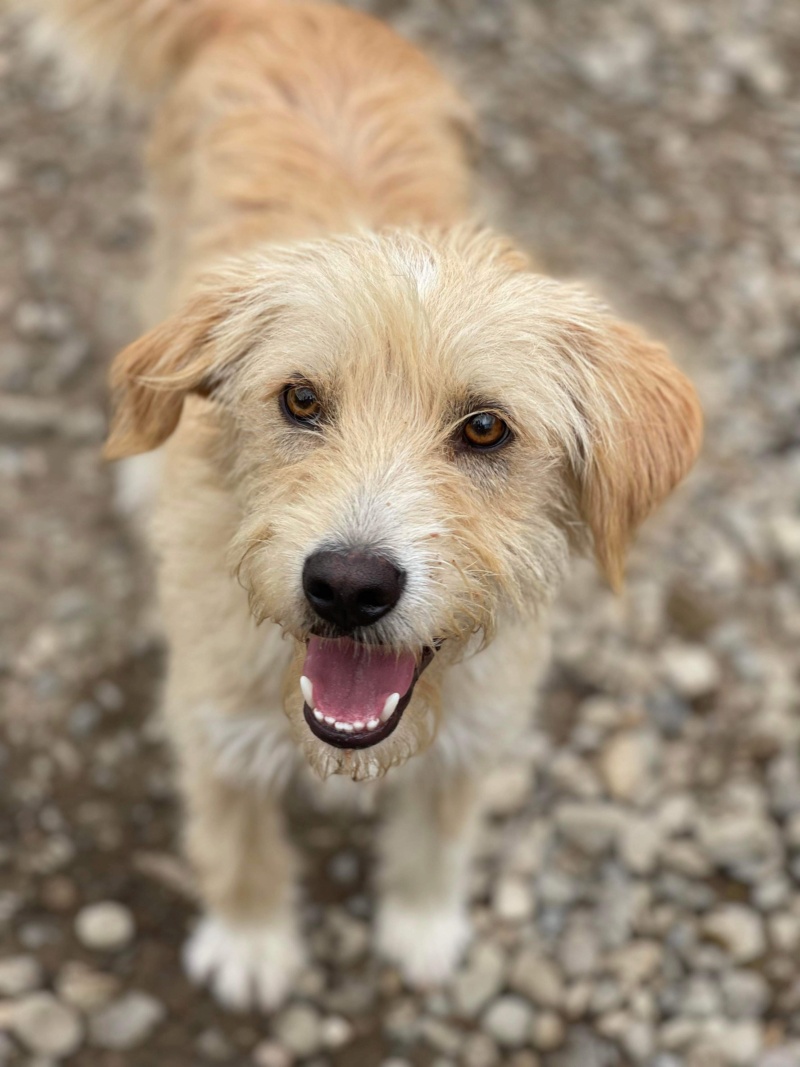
21,0,702,1010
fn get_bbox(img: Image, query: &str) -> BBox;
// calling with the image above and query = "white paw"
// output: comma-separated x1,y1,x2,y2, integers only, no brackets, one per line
376,898,471,989
183,913,304,1012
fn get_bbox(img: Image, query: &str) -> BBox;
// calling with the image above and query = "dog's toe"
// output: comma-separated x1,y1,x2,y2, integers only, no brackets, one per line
183,913,304,1013
376,898,470,989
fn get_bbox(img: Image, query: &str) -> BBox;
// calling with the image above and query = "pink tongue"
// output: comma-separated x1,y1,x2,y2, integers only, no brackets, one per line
303,638,416,723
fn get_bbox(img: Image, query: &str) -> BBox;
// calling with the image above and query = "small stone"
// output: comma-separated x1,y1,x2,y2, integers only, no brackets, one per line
716,1019,763,1065
618,814,661,874
661,840,712,878
508,947,564,1008
88,991,165,1049
600,731,655,801
74,901,135,951
273,1003,322,1058
493,877,534,922
770,515,800,563
660,644,721,699
452,941,506,1017
507,1054,541,1067
529,1011,565,1051
679,975,722,1018
483,996,534,1049
195,1027,235,1061
621,1019,655,1063
660,1016,699,1050
0,956,42,997
462,1032,500,1067
420,1017,462,1056
558,913,600,979
721,970,771,1018
768,912,800,953
555,802,624,854
703,905,766,963
11,993,83,1057
320,1014,353,1049
697,813,779,869
253,1040,292,1067
563,980,592,1020
55,961,120,1011
608,940,662,990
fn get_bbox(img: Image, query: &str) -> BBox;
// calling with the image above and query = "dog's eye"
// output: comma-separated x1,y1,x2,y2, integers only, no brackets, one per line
282,384,322,426
461,412,510,450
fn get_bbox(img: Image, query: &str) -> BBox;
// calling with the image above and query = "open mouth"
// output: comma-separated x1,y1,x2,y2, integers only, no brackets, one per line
301,637,436,750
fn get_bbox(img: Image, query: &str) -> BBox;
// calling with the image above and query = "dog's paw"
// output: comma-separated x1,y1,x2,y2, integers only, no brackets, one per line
183,912,304,1012
376,898,470,989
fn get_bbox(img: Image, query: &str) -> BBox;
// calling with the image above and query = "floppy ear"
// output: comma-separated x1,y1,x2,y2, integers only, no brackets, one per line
574,319,702,591
104,291,231,460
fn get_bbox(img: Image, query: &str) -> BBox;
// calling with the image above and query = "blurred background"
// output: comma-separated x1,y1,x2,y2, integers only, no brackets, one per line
0,0,799,1065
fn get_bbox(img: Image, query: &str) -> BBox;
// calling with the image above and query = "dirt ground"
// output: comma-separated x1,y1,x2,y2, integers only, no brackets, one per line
1,1,799,1065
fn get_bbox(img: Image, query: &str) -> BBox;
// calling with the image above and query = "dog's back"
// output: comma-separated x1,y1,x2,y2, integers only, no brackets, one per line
25,0,474,309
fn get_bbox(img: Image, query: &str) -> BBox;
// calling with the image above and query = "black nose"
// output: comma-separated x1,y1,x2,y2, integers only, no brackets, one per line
302,548,406,631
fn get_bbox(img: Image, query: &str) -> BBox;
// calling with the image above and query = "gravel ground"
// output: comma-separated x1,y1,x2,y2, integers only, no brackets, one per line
1,0,799,1065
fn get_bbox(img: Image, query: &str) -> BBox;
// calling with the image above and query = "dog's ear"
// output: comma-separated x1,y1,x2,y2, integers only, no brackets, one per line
572,319,702,590
104,291,232,460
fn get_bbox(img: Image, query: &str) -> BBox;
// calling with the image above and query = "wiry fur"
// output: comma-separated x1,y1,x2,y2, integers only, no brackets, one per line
26,0,702,1007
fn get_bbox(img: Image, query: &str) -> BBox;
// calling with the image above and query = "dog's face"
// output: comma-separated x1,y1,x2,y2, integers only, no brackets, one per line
106,228,701,780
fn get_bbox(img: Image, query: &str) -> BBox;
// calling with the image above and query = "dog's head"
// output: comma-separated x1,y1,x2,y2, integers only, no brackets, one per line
106,228,702,779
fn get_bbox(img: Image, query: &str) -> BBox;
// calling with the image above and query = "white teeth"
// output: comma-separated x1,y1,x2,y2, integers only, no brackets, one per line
381,693,400,723
367,718,380,730
352,721,365,732
324,716,336,726
300,676,314,707
335,721,353,733
313,709,323,722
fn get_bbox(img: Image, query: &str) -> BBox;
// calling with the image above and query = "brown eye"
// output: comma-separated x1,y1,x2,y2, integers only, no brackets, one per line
282,384,322,426
461,412,510,450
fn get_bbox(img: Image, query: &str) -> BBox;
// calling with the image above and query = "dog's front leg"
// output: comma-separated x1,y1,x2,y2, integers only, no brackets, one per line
375,769,479,988
180,760,304,1012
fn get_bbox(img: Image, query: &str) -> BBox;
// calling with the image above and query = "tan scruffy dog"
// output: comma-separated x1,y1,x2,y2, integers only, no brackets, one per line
25,0,701,1009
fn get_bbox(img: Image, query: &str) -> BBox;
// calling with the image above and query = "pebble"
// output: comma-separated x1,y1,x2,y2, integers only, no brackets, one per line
660,644,721,698
530,1010,565,1051
599,731,655,801
482,996,534,1049
555,802,624,855
55,961,120,1011
320,1014,353,1049
420,1017,462,1056
721,969,771,1018
462,1032,500,1067
558,913,600,978
273,1003,323,1058
703,905,766,963
509,947,564,1008
451,941,506,1017
88,991,165,1049
195,1028,235,1061
618,814,661,874
74,901,135,951
493,876,534,922
10,993,83,1058
0,956,42,997
253,1041,293,1067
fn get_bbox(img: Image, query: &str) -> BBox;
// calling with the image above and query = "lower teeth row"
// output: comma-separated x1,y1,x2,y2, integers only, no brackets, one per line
301,678,401,734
